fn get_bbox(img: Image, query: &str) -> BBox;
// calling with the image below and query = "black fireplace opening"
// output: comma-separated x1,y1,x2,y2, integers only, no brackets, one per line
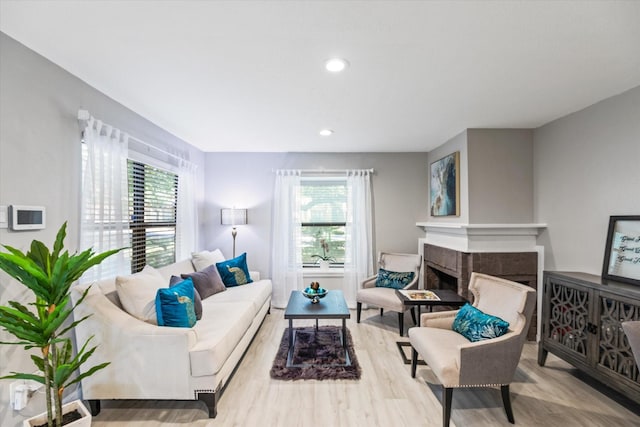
428,266,458,292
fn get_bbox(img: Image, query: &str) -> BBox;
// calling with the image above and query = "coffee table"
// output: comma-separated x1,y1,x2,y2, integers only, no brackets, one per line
283,290,351,367
395,288,467,364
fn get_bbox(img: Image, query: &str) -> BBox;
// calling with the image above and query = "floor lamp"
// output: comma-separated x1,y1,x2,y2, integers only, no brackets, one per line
221,208,248,258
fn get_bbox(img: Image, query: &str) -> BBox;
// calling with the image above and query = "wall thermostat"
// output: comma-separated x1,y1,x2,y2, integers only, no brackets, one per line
9,205,46,231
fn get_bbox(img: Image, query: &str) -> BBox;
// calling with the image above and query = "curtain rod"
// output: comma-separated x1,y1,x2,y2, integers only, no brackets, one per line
77,109,195,167
273,168,375,174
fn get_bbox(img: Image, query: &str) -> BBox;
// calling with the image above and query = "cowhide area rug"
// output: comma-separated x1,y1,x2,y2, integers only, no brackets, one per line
270,325,361,380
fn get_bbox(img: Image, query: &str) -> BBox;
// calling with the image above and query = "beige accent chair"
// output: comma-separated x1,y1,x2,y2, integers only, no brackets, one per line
408,272,536,427
356,252,423,336
622,321,640,366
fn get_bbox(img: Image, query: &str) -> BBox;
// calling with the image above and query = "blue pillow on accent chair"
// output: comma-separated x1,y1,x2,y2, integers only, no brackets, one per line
374,268,415,289
216,252,253,286
156,277,197,328
452,303,510,342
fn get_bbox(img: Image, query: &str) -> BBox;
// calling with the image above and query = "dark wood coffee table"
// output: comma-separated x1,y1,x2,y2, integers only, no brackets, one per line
283,290,351,367
395,288,467,364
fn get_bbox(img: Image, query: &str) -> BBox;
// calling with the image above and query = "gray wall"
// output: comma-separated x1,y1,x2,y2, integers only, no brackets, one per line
468,129,534,223
0,33,205,426
203,152,430,277
533,85,640,273
427,128,534,224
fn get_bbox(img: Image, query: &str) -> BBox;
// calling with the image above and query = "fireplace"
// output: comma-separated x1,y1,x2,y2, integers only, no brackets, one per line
423,243,538,340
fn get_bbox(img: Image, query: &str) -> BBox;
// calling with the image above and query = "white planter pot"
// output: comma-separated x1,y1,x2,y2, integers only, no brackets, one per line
24,400,91,427
319,260,330,270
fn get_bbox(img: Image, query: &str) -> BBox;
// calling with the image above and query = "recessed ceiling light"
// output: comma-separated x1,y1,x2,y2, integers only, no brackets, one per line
325,58,349,73
319,129,334,136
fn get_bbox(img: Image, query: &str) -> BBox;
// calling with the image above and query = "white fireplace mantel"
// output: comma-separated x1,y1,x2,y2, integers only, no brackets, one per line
416,222,547,253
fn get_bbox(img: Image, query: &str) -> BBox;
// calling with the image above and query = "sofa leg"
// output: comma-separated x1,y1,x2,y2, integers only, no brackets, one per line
380,308,384,317
357,302,362,323
196,391,217,418
501,384,515,423
88,399,101,416
443,387,453,427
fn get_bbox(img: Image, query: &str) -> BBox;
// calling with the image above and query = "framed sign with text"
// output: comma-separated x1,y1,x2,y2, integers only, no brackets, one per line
602,215,640,286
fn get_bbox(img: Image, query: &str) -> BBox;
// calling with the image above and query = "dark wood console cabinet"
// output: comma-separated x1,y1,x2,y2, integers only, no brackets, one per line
538,271,640,403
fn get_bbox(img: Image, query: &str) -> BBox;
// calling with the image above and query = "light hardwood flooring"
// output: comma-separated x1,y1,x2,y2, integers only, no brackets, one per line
92,309,640,427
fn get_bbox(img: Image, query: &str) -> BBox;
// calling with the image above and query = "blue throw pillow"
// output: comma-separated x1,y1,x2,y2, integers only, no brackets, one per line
374,268,415,289
452,303,510,342
216,252,253,286
170,275,203,320
156,277,197,328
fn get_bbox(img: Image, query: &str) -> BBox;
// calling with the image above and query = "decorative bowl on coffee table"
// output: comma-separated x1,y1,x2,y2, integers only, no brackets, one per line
302,287,328,304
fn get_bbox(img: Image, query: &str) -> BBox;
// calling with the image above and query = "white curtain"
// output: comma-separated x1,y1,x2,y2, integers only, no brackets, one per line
271,170,303,308
343,169,374,308
80,118,130,282
176,159,198,261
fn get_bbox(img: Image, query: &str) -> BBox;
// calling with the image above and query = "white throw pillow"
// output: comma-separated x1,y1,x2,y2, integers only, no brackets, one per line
191,249,225,271
115,265,165,324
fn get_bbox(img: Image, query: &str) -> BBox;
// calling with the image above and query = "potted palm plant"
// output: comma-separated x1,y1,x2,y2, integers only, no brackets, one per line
0,222,122,427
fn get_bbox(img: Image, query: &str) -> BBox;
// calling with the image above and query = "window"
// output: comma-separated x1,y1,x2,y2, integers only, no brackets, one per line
300,178,347,266
128,160,178,273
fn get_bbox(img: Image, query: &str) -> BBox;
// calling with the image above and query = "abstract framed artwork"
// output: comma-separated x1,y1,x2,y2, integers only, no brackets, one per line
430,151,460,217
602,215,640,286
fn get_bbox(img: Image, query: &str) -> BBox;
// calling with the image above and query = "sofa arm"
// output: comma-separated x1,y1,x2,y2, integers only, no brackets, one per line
72,286,197,400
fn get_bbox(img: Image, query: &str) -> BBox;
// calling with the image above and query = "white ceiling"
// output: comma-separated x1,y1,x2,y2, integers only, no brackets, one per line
1,1,639,153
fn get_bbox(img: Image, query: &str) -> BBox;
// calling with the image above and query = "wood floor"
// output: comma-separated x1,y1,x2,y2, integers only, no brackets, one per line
92,309,640,427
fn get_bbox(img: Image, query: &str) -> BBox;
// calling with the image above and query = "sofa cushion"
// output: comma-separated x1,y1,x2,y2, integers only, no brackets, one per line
156,277,197,328
211,279,272,316
116,265,165,324
216,252,253,286
452,303,510,342
374,268,414,289
191,249,225,271
170,276,203,320
181,264,226,300
189,300,256,376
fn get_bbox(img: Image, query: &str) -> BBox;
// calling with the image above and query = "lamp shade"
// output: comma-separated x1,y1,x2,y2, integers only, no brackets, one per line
221,208,247,226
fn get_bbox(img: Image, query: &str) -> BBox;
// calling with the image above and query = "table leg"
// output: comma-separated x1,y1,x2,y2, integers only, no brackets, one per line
288,319,293,349
417,305,421,326
286,319,295,367
315,318,318,331
342,319,347,349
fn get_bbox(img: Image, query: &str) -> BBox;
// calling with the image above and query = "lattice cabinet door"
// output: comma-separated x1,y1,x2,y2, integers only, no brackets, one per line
541,276,592,364
596,292,640,385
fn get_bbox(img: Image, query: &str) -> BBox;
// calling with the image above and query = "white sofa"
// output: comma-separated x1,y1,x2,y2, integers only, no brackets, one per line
71,254,272,418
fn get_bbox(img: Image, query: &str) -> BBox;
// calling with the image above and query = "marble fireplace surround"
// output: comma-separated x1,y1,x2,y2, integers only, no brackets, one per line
416,223,546,340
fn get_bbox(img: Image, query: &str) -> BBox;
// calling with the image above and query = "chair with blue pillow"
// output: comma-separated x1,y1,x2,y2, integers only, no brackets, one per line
408,272,536,427
356,251,423,336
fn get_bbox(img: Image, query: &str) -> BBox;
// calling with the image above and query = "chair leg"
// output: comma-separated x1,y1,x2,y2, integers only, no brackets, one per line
410,307,417,325
397,312,404,336
501,384,515,423
443,387,453,427
357,302,362,323
411,347,418,378
380,308,384,317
